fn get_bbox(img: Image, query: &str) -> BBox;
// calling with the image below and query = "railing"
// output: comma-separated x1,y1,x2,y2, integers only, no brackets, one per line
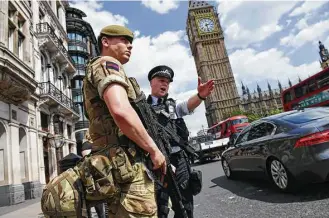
36,22,74,66
75,120,89,130
39,82,79,114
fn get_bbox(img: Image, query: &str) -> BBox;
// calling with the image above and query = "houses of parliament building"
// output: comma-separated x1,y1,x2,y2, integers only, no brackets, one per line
186,1,326,127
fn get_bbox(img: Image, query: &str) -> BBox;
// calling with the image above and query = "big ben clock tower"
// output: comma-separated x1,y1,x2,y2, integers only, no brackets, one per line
186,1,240,127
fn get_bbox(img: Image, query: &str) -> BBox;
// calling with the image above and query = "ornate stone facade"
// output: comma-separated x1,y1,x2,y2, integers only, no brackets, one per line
239,82,285,116
0,0,78,206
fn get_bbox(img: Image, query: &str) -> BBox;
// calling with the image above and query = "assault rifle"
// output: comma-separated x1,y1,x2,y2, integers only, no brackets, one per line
131,91,189,218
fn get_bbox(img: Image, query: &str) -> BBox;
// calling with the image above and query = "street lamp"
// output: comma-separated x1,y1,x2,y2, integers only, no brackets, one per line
46,132,65,149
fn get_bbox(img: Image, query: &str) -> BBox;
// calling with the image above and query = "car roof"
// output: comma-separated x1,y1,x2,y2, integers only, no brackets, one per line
261,107,329,122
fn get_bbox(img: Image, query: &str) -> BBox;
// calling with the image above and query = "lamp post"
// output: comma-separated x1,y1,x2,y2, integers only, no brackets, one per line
46,132,65,170
46,132,65,149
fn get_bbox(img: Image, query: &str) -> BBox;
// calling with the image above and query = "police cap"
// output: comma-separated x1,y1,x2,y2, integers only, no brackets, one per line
100,25,134,43
148,65,174,82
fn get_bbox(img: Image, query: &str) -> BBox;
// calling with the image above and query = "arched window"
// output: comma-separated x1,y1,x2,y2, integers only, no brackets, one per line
40,52,48,82
53,64,58,86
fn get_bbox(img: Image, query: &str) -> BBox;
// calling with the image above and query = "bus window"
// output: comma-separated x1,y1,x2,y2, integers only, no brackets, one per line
284,91,292,103
317,73,329,88
309,79,317,92
294,84,308,98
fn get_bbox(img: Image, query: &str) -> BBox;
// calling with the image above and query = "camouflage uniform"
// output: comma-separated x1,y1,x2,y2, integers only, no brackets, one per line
83,26,157,218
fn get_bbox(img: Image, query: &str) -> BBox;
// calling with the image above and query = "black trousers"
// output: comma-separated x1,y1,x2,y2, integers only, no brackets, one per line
156,150,194,218
87,202,107,218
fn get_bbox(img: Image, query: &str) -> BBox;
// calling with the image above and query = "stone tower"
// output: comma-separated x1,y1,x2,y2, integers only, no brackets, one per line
319,41,329,70
186,1,240,127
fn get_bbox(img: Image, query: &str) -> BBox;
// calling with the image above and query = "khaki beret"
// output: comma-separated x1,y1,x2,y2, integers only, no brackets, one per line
100,25,134,43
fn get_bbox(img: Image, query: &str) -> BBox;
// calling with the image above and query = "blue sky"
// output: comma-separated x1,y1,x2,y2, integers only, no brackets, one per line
70,0,329,135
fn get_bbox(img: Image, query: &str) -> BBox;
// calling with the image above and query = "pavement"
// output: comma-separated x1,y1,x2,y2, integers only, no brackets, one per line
1,159,329,218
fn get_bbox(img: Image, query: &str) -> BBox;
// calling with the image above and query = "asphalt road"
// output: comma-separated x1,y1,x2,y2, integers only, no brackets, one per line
187,159,329,218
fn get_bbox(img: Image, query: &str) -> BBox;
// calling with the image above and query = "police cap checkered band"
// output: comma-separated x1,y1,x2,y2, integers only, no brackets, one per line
148,65,174,82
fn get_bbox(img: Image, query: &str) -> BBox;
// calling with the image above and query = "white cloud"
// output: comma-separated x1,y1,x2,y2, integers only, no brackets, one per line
141,0,179,14
125,30,197,94
230,48,321,87
69,0,128,36
217,1,297,48
289,1,327,17
295,17,309,30
280,19,329,48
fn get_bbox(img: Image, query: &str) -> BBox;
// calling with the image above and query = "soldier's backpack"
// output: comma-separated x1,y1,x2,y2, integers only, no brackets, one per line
41,145,135,217
41,168,88,218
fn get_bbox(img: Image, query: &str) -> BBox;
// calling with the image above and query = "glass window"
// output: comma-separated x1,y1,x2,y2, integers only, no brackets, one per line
72,80,83,89
18,32,24,59
73,94,83,102
294,84,308,98
68,45,77,50
77,46,84,51
78,56,85,64
232,118,249,125
317,73,329,88
72,55,78,63
68,33,74,40
283,91,292,103
76,34,83,41
78,69,85,76
309,79,317,92
247,122,275,141
235,126,251,145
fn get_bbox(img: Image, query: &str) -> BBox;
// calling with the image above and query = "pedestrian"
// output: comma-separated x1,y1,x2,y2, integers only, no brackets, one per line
146,65,214,218
83,25,166,218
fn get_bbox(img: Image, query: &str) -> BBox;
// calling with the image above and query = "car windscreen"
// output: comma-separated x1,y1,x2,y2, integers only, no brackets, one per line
232,118,248,125
282,109,329,124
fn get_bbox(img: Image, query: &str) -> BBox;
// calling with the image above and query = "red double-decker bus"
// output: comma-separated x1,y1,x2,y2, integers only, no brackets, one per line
281,67,329,111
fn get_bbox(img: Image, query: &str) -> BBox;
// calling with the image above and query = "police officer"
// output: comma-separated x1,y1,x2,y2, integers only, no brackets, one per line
83,25,166,218
147,65,214,218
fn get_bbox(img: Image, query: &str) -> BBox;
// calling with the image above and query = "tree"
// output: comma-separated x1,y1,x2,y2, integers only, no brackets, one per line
227,108,282,123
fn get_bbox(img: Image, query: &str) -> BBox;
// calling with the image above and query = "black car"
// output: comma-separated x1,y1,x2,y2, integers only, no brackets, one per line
221,107,329,192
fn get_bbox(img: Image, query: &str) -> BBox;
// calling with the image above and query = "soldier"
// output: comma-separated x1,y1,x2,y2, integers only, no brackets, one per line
83,25,166,218
147,65,214,218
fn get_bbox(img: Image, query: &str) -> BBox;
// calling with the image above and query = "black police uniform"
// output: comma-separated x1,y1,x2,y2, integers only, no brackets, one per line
147,66,194,218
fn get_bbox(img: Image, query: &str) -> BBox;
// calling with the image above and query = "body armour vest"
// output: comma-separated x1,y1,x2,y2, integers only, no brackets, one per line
83,56,141,149
147,95,190,147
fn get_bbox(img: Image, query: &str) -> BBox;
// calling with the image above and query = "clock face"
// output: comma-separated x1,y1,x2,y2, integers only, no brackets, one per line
198,18,215,33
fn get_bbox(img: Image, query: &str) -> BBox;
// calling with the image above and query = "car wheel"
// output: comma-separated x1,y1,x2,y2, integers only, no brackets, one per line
269,159,292,191
222,159,234,179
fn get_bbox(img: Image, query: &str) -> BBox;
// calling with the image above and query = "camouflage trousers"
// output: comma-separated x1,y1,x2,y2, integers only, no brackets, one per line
108,162,157,218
